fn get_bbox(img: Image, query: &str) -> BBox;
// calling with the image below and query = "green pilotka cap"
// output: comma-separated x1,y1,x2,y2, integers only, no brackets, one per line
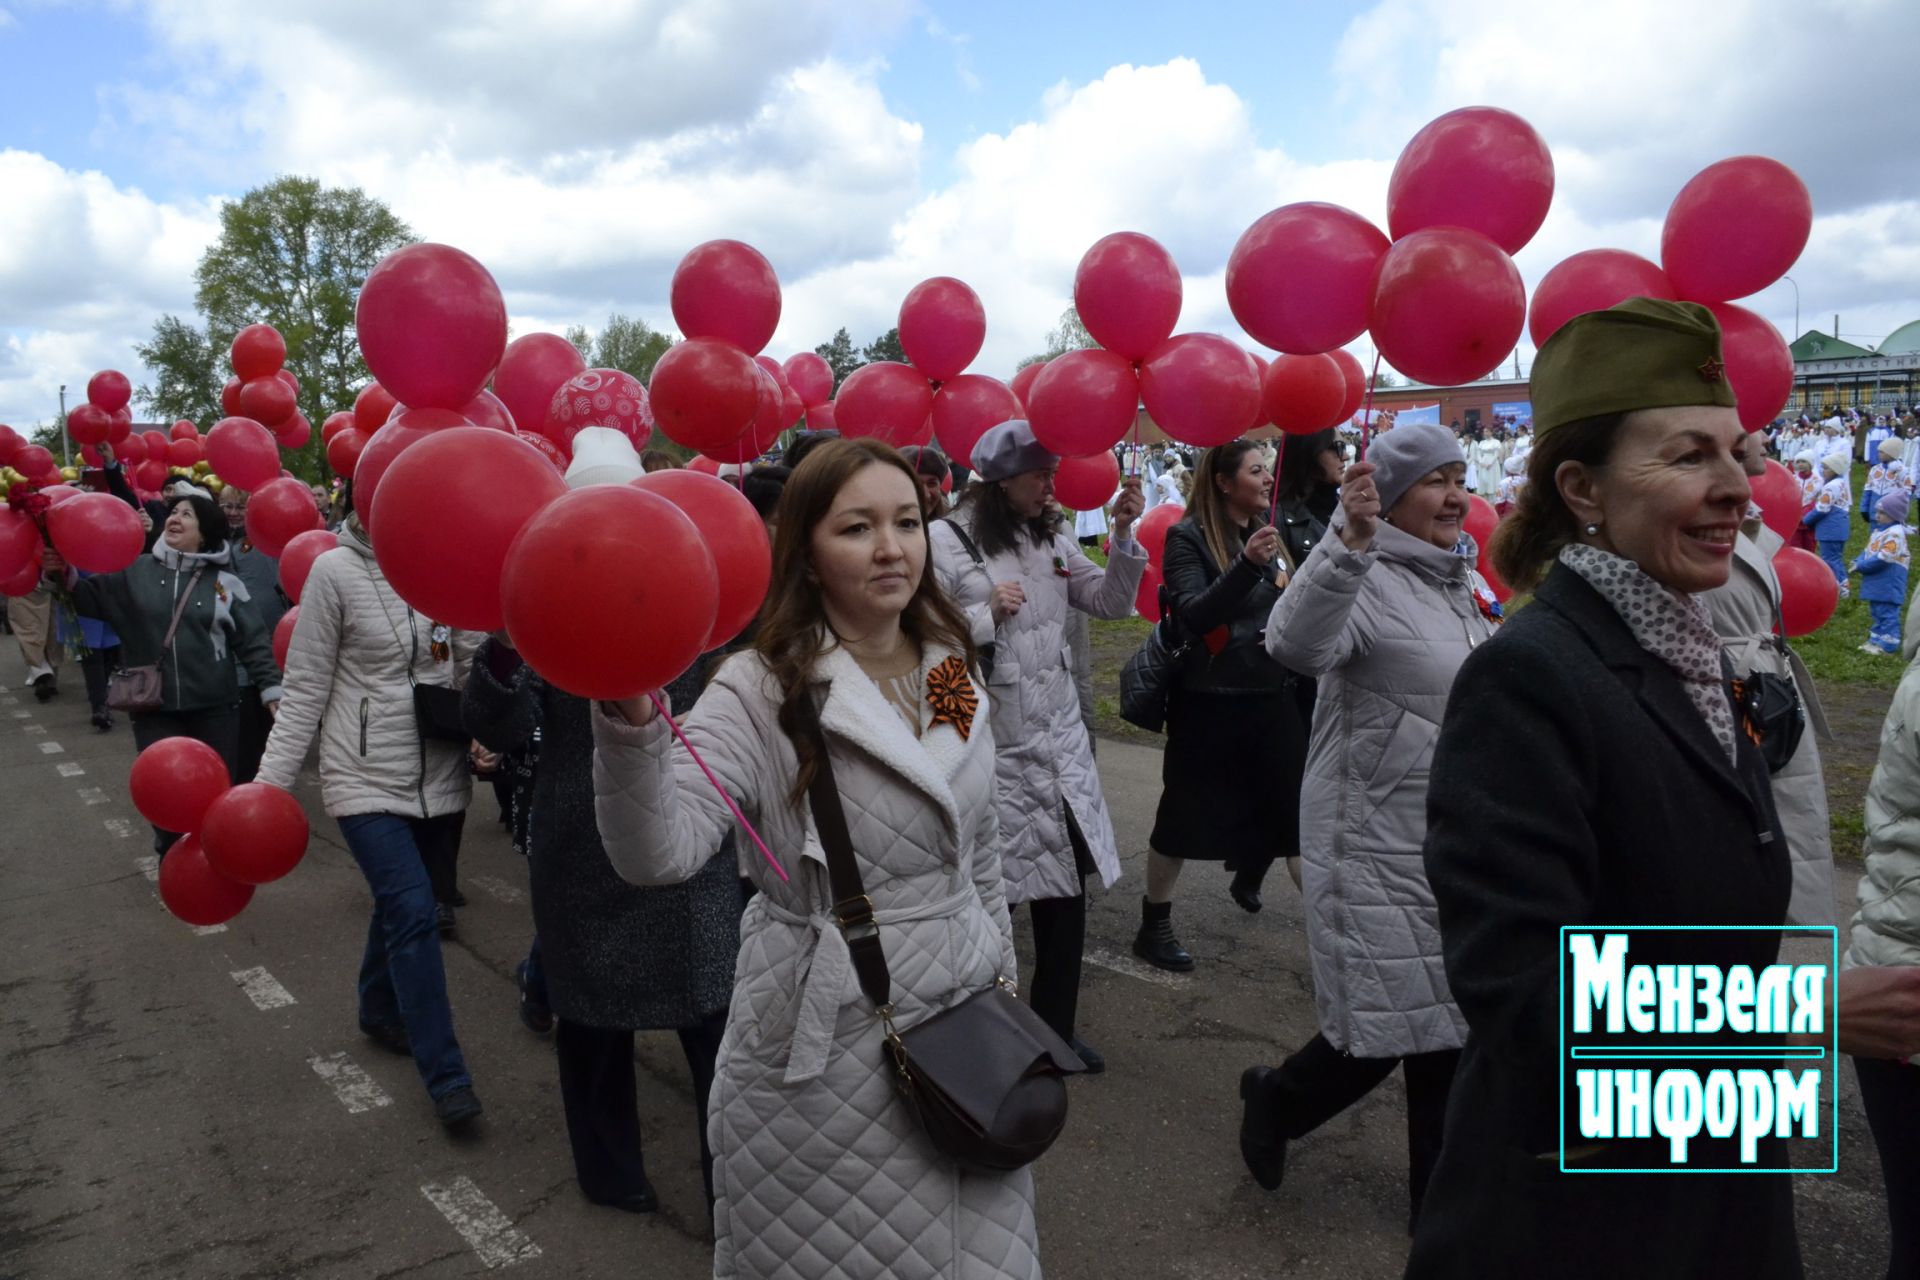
1530,297,1739,435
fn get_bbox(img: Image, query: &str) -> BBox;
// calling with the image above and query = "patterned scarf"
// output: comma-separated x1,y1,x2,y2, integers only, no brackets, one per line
1559,543,1738,765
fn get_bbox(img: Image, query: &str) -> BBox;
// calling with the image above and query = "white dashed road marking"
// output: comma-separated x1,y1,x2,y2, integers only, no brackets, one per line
191,924,228,936
76,786,107,805
36,741,63,754
308,1051,394,1114
134,856,158,882
9,709,28,718
22,723,44,735
230,966,296,1011
468,874,523,905
56,762,84,776
419,1177,541,1269
1085,947,1193,990
104,818,133,839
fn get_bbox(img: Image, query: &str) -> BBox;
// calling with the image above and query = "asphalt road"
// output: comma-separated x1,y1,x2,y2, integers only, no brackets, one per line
0,644,1896,1278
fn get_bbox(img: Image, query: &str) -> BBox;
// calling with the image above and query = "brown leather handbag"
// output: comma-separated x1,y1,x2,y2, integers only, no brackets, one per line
794,688,1085,1173
105,568,203,713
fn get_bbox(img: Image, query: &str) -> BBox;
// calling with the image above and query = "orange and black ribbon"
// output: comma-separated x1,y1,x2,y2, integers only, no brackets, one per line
926,655,978,740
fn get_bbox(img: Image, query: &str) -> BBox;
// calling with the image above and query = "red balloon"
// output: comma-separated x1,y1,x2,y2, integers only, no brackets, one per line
238,376,296,428
932,374,1023,467
320,411,356,445
1010,360,1047,410
631,470,772,647
80,444,104,468
899,277,986,381
1463,495,1499,553
277,529,338,604
200,782,310,885
451,388,511,434
782,352,834,407
1054,451,1121,512
129,735,231,833
1228,203,1389,355
803,401,836,434
1751,460,1803,541
1328,348,1367,425
116,434,147,463
1662,157,1812,304
357,410,467,530
1262,354,1347,435
15,443,56,478
39,484,81,506
272,606,299,668
493,333,586,445
171,419,199,440
356,244,508,410
107,407,132,443
135,459,169,491
670,240,781,356
231,324,287,382
353,382,399,435
650,337,762,452
1528,249,1677,349
1136,503,1185,565
515,429,570,470
67,403,112,446
46,493,143,573
0,506,45,579
165,438,201,467
501,485,718,698
371,429,568,630
0,424,21,465
1026,349,1139,456
143,429,171,456
1387,107,1554,254
544,368,651,454
696,369,776,465
781,386,805,430
687,454,721,476
277,368,301,396
87,369,132,413
220,376,243,418
157,834,254,927
835,362,935,447
1135,565,1164,622
247,476,323,557
1,556,41,597
205,417,281,490
1075,232,1183,362
1775,546,1839,637
327,428,369,479
1705,302,1794,431
1140,334,1263,448
1369,228,1526,386
276,412,312,449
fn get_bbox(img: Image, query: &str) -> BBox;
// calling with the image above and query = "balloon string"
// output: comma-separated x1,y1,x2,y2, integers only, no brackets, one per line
1267,432,1287,528
648,691,790,883
1359,350,1383,462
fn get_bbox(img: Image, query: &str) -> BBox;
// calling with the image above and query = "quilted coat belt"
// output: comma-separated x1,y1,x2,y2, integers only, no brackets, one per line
762,886,976,1085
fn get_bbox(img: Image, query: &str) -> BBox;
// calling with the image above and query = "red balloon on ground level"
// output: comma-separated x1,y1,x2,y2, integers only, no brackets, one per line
129,736,230,833
631,469,773,649
200,783,310,885
158,834,254,926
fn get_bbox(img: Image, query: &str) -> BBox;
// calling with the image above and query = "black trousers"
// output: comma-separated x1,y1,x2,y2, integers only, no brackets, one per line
1855,1056,1920,1279
414,811,466,907
133,704,239,859
1273,1034,1461,1225
79,644,118,713
556,1012,728,1209
233,694,273,783
1026,805,1097,1045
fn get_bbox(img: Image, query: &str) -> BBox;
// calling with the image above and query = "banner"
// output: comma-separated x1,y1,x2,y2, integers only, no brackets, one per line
1492,400,1533,422
1395,403,1442,425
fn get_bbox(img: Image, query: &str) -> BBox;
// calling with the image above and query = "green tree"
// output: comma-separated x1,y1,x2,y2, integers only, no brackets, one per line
814,327,863,391
1018,305,1099,369
861,327,907,366
569,314,674,385
564,325,594,363
133,315,223,427
177,175,415,479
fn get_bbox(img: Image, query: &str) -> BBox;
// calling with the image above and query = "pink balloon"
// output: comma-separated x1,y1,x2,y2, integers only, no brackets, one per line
492,333,586,445
649,337,762,453
1662,157,1812,304
220,377,244,418
1705,302,1794,431
1775,546,1839,637
1139,334,1262,448
1074,232,1183,362
356,244,508,410
1751,460,1803,542
688,454,721,476
932,374,1023,467
1010,360,1047,410
47,493,143,573
1026,349,1140,456
1387,106,1554,254
1228,203,1390,355
782,352,834,407
670,240,781,356
206,417,282,490
1,556,41,597
277,529,338,604
87,369,132,414
899,277,986,381
1054,450,1121,512
701,368,784,464
1262,354,1347,436
834,362,935,448
1528,249,1677,348
1369,228,1526,387
544,368,651,454
326,428,367,479
1328,348,1367,425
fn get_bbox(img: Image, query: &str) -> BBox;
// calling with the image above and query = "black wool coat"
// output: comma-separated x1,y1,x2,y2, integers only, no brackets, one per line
1407,564,1802,1280
463,642,743,1031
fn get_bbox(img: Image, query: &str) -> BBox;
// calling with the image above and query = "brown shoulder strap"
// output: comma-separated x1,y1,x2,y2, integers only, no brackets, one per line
158,568,205,657
792,686,893,1011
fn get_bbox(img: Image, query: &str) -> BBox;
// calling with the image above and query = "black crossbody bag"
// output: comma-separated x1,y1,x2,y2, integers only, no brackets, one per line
1730,590,1805,774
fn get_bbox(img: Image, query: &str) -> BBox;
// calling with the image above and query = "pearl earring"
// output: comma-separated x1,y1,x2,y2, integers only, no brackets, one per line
1584,522,1600,537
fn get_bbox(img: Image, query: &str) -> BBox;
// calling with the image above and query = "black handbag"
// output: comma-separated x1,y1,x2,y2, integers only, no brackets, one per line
939,519,996,681
1731,590,1806,774
365,558,468,744
795,688,1084,1172
1118,585,1191,733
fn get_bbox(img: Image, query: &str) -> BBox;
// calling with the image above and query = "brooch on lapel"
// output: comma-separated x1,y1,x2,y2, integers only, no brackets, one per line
1052,555,1070,578
926,655,979,740
1473,584,1504,625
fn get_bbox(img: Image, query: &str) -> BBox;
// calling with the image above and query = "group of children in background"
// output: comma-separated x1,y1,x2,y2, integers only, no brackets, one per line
1803,435,1915,655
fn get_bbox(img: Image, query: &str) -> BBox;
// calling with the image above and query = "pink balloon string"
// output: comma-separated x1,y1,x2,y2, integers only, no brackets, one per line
647,691,790,883
1267,431,1288,528
1358,350,1384,461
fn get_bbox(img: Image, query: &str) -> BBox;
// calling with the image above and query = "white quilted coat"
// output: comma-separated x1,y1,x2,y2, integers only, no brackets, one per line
255,523,481,819
1263,514,1490,1058
930,512,1145,903
592,641,1044,1280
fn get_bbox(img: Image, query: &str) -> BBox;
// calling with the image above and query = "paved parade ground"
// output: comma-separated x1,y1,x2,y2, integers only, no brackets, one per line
0,643,1899,1278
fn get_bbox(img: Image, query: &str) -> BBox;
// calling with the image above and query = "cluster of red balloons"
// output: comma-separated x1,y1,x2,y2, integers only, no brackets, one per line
130,737,309,926
65,370,136,456
219,324,311,453
1530,157,1807,431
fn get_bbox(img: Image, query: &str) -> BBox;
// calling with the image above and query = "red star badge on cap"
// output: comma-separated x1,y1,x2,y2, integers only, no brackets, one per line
1697,357,1726,383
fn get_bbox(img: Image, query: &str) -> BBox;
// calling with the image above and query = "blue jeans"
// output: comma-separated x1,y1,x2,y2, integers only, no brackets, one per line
1869,600,1903,652
337,813,472,1100
1818,539,1849,586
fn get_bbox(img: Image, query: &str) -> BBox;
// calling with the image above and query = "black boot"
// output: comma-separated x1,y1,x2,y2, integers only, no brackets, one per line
1132,898,1193,972
1239,1066,1288,1190
1229,867,1263,914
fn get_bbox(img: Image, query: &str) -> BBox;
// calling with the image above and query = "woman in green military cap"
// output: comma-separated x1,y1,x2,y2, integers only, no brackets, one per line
1405,298,1920,1278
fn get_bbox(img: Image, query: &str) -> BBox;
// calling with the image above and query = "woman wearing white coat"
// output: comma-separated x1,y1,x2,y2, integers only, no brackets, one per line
931,419,1146,1073
593,439,1040,1280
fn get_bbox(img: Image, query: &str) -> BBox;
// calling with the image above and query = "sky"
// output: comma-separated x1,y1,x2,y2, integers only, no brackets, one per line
2,0,1918,429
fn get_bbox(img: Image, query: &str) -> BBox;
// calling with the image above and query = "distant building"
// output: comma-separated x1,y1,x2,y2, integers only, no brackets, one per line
1789,323,1919,414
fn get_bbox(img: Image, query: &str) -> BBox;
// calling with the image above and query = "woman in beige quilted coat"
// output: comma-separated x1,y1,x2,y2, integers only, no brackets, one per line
593,439,1043,1280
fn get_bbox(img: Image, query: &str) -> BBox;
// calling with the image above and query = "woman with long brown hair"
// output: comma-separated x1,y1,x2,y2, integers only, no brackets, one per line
592,438,1045,1279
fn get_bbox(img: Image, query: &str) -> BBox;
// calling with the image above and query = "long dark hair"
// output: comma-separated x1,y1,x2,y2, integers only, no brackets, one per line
953,475,1057,559
757,438,975,808
1488,413,1625,595
1273,429,1340,508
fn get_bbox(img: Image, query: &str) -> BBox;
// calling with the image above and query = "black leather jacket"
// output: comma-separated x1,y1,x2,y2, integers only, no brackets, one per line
1162,520,1294,695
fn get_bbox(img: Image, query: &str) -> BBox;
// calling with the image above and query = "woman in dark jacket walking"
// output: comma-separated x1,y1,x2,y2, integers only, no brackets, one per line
464,636,743,1214
1134,440,1311,970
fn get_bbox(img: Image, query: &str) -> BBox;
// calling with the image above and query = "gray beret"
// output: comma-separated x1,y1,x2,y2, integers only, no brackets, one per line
971,419,1058,483
1369,422,1465,514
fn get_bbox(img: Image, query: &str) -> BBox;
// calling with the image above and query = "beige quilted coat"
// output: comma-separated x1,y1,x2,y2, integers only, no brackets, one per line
592,640,1043,1280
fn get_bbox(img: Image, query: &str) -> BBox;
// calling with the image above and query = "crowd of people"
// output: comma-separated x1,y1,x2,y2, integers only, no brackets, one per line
11,298,1920,1279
